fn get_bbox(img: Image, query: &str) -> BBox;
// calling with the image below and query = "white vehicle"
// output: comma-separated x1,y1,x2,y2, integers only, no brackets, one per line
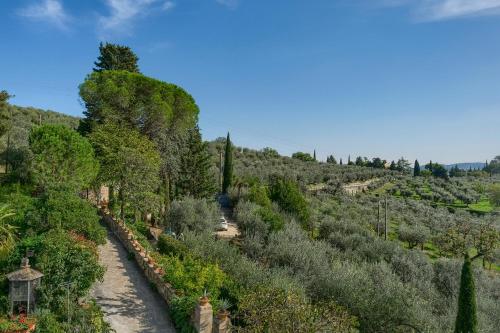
218,217,228,231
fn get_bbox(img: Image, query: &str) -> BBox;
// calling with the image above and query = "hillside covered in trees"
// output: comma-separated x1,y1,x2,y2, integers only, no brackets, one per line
0,105,79,173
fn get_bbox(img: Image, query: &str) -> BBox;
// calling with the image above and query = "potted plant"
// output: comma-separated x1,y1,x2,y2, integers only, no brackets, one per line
217,299,231,320
199,289,210,306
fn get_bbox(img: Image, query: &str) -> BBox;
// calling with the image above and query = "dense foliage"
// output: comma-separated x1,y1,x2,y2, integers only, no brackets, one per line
0,117,110,331
0,105,79,174
29,125,99,191
93,42,140,73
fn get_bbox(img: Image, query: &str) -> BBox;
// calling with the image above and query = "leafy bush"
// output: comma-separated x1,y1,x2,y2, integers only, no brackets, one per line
159,255,226,299
35,189,106,244
236,287,357,333
247,183,272,207
268,177,310,227
157,235,188,258
170,296,197,333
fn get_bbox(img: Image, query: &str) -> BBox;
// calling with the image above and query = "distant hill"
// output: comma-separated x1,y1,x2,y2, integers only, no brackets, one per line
445,162,486,171
0,105,80,163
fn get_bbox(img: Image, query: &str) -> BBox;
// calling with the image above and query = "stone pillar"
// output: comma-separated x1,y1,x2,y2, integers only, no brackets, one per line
213,314,231,333
193,301,213,333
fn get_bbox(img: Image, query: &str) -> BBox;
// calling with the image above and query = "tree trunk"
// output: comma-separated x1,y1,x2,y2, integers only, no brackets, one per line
377,201,380,237
384,197,388,241
119,186,125,221
109,185,114,212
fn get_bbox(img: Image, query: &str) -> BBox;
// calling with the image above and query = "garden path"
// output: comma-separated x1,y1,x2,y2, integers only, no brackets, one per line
92,231,176,333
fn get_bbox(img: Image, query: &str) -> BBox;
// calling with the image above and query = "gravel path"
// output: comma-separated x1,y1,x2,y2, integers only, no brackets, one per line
92,232,176,333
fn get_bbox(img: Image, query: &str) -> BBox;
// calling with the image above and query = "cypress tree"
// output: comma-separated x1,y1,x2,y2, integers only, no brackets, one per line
178,126,216,198
313,150,317,161
454,256,478,333
339,158,343,165
222,132,233,194
414,159,420,176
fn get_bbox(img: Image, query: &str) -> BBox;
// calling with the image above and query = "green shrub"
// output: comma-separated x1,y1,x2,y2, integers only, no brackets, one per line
159,255,226,298
269,177,310,227
257,206,284,232
236,287,357,332
133,220,149,237
158,235,188,258
170,296,197,333
248,183,271,208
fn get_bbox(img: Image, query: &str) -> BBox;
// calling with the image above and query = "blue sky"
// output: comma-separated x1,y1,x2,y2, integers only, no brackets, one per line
1,0,499,164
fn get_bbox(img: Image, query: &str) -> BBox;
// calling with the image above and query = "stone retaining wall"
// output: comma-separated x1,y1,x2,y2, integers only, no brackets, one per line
101,213,176,304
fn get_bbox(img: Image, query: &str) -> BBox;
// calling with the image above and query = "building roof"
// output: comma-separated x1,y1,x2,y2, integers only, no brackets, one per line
6,258,43,282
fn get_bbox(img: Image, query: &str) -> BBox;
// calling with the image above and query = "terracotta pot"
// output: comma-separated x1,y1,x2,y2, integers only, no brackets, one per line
217,310,229,321
199,296,209,306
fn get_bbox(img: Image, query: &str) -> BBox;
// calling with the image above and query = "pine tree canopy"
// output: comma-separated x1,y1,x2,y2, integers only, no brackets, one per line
93,42,140,73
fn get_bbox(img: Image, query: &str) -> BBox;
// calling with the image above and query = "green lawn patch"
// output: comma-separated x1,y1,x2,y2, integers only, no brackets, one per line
468,198,493,213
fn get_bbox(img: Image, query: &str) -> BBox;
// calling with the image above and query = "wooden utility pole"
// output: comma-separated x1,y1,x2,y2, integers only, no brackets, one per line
384,196,388,240
5,133,10,173
377,200,380,237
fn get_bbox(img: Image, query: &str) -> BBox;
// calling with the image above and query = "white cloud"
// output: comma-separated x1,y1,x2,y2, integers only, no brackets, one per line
216,0,239,9
380,0,500,21
162,1,175,11
98,0,174,37
418,0,500,21
18,0,71,30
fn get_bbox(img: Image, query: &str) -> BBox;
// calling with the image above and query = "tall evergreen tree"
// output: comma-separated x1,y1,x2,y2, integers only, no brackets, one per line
326,155,337,164
389,160,397,170
178,126,216,198
93,42,140,73
454,256,478,333
348,155,353,165
339,158,343,165
313,150,317,161
222,132,233,194
414,159,420,176
0,90,11,137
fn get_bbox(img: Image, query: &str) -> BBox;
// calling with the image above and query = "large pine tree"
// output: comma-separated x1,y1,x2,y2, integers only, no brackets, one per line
177,126,216,198
454,256,478,333
222,132,233,194
413,159,420,176
93,42,140,73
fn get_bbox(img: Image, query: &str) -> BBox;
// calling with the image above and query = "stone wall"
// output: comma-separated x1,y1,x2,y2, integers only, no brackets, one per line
101,213,176,304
